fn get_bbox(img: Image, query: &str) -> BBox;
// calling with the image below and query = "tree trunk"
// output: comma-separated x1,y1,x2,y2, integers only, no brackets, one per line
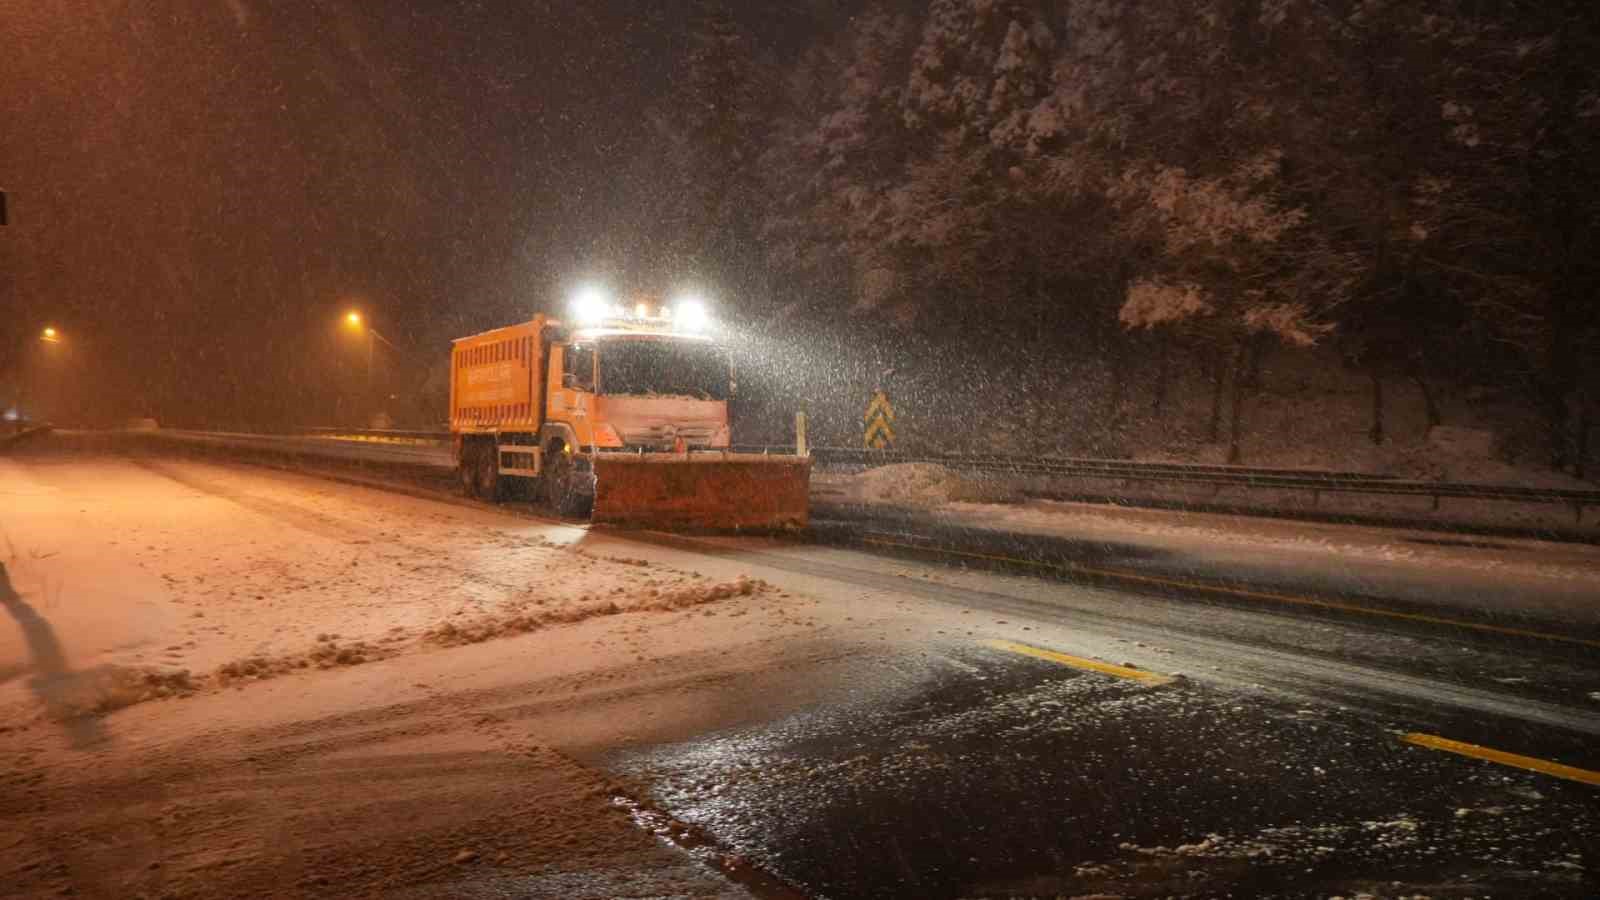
1207,346,1227,444
1369,374,1385,445
1575,400,1590,482
1226,343,1247,463
1152,337,1171,413
1104,355,1127,454
1411,374,1441,429
1542,373,1575,472
1243,332,1270,390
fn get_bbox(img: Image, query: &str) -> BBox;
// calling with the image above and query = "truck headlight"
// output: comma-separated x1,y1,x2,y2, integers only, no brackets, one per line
571,285,610,325
674,297,710,332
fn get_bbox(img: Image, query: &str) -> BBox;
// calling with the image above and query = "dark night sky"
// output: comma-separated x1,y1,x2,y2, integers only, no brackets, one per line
1,1,834,423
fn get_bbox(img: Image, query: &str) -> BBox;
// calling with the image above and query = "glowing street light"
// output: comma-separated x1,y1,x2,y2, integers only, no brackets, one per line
14,327,64,429
337,310,401,424
339,310,394,350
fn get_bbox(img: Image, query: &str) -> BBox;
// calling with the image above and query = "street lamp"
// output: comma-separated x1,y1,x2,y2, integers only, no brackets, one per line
12,327,64,430
340,310,401,424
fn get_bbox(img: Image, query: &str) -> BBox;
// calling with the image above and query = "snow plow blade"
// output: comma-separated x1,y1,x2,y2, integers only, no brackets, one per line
590,453,811,531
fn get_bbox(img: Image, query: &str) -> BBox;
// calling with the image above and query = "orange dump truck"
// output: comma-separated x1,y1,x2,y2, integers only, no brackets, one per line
449,309,809,530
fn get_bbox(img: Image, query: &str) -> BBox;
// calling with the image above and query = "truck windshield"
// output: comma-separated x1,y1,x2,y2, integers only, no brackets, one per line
597,340,729,401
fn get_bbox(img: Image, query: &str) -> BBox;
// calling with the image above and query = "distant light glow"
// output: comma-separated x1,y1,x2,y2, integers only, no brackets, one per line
42,326,58,339
673,296,710,332
635,302,650,318
571,284,610,325
344,311,362,327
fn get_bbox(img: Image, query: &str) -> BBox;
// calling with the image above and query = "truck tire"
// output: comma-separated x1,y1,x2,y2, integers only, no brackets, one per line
475,440,504,502
459,444,480,499
547,450,592,518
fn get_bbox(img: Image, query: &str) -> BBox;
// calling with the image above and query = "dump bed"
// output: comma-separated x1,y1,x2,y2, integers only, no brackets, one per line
450,315,547,433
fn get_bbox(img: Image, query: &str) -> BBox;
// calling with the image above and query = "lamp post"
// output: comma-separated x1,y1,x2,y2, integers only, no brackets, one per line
12,327,62,431
342,311,402,425
344,311,400,387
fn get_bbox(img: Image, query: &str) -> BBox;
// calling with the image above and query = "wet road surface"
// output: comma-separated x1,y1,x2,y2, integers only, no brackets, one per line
587,527,1600,899
611,636,1598,898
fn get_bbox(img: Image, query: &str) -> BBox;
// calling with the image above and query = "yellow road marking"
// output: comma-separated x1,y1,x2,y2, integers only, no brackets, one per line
859,536,1600,651
1401,733,1600,786
985,639,1175,686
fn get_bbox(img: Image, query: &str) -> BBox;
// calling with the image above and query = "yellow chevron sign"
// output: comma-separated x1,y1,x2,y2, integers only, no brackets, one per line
864,391,896,449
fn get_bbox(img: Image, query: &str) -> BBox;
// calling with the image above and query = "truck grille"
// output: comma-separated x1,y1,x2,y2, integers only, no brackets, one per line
621,424,721,449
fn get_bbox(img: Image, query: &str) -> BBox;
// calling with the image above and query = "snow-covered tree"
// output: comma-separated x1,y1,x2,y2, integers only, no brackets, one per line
1395,1,1600,466
749,0,1600,466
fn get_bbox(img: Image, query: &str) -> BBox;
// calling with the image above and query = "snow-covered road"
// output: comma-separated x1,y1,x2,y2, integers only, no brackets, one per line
2,450,1596,897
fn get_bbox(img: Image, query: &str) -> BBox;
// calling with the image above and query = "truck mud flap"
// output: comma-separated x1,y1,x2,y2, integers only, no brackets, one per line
590,454,811,531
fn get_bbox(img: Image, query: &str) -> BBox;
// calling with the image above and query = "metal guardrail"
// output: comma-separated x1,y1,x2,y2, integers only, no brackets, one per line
166,430,1599,522
154,429,454,469
802,447,1406,483
797,446,1600,522
303,427,450,442
0,425,54,449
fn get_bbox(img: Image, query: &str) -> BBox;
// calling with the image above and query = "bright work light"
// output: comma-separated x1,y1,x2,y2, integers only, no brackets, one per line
673,296,710,332
571,285,610,325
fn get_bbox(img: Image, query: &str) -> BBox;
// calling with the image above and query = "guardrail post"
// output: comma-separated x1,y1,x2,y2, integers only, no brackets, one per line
1431,493,1440,512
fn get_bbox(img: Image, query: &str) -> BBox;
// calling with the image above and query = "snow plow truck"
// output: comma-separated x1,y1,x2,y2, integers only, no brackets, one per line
449,297,809,530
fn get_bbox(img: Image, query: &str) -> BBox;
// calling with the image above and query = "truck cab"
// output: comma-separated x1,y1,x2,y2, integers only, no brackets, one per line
548,328,732,453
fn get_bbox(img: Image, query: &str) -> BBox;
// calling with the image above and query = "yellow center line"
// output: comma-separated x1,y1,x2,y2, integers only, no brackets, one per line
859,535,1600,650
1401,733,1600,786
985,638,1175,686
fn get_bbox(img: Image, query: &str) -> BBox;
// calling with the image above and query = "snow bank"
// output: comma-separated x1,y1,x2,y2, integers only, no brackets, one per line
1118,346,1596,489
214,636,393,685
855,463,964,505
12,574,774,720
424,576,770,647
850,462,1019,507
26,663,197,720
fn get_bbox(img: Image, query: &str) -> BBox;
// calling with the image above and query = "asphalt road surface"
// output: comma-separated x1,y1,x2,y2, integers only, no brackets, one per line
2,447,1596,898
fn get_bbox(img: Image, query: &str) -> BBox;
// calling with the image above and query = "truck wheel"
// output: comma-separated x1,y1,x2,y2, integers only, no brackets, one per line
459,442,480,498
475,441,503,502
547,451,592,518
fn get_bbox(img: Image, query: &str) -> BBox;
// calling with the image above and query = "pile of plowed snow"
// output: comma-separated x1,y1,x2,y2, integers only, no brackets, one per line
850,462,1018,507
424,576,769,647
23,664,197,720
214,636,392,685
